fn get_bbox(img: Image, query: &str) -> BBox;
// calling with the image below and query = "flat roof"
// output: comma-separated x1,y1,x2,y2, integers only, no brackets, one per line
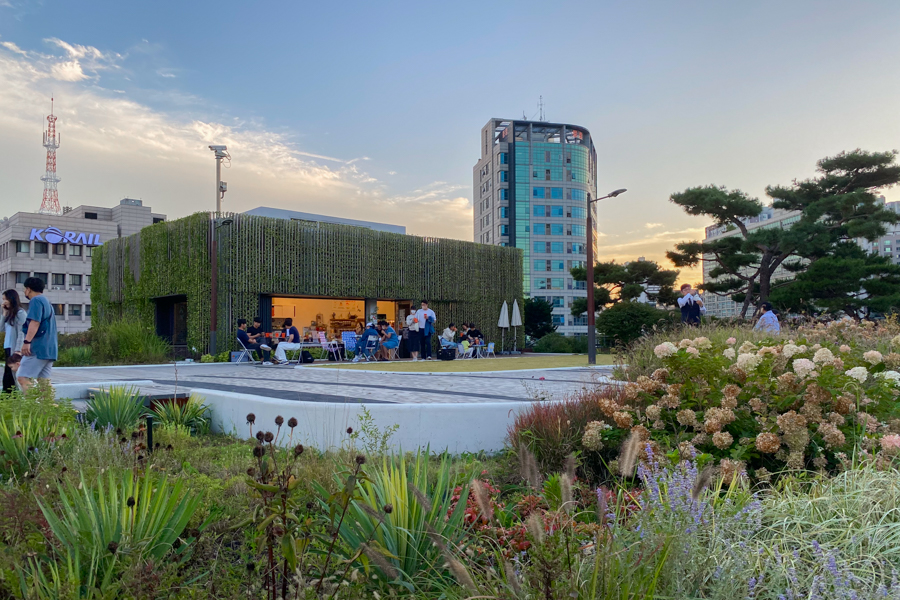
242,207,406,235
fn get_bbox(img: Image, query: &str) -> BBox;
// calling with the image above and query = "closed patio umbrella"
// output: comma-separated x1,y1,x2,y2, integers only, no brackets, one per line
511,299,523,353
498,301,510,352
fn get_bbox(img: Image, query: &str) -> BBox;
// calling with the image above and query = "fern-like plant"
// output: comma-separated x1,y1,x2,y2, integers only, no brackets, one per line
85,385,147,431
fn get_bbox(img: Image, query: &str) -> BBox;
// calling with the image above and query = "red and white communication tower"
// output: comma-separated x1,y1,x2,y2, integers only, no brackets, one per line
39,98,62,216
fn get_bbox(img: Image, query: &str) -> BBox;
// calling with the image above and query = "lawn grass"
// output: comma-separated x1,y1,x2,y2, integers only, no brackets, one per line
309,353,614,372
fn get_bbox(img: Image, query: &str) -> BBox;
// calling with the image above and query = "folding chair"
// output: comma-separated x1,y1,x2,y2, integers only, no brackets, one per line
457,342,474,359
360,337,378,362
341,331,358,360
484,342,496,358
235,338,260,364
317,332,342,362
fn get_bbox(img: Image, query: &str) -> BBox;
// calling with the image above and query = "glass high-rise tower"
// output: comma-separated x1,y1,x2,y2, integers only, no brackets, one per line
473,119,597,335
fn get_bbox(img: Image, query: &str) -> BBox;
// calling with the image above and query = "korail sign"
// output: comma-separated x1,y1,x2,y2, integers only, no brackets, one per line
30,227,102,246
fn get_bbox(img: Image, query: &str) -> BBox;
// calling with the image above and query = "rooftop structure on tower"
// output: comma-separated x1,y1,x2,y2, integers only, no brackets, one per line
39,98,61,216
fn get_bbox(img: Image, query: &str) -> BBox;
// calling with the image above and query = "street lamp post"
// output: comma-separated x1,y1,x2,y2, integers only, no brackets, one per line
209,217,233,355
586,188,627,365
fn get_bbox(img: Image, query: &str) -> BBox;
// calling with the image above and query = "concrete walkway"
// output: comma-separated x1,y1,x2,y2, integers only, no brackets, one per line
51,361,614,404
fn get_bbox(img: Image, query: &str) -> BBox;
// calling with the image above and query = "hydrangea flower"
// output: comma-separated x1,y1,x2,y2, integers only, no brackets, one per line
686,346,700,357
654,342,677,358
839,344,851,353
813,347,835,364
792,358,816,378
892,334,900,347
879,370,900,384
723,348,736,360
692,336,712,350
863,350,884,365
737,353,762,371
845,366,868,383
726,337,737,345
783,344,803,358
881,434,900,453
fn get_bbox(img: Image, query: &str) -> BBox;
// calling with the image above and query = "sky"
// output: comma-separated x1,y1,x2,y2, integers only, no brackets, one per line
1,0,899,284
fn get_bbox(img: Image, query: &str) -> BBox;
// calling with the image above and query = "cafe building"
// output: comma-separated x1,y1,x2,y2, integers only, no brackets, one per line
92,211,524,355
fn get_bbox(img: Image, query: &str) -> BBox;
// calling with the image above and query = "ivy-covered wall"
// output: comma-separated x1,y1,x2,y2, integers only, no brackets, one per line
93,212,524,353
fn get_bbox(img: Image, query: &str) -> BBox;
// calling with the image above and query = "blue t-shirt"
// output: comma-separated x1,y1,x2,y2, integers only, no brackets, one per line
381,326,399,348
25,295,58,360
237,329,251,345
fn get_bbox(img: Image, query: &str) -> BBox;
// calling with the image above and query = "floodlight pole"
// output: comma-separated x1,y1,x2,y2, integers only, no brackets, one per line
586,189,627,365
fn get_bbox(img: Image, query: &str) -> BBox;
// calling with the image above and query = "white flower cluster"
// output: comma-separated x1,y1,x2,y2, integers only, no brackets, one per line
845,366,869,383
892,334,900,347
737,353,762,371
863,350,884,365
783,344,807,358
792,358,816,378
738,341,758,354
693,337,712,350
813,348,835,365
879,370,900,385
654,342,677,359
723,348,736,360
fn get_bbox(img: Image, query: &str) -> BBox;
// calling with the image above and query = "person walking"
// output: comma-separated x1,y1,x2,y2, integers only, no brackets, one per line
754,302,781,334
2,290,26,393
415,300,436,360
18,277,57,392
677,283,703,326
405,306,420,361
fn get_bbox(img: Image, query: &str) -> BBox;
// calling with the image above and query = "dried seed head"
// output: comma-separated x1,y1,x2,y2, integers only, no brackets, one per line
252,446,265,458
165,444,173,451
407,482,433,513
126,497,135,508
360,543,398,580
470,480,493,522
275,415,284,427
445,555,478,593
119,437,127,444
287,417,298,428
246,561,256,573
355,454,366,465
107,541,118,554
346,427,354,435
246,467,256,477
383,503,393,514
503,561,523,596
246,413,256,425
560,473,574,514
564,454,577,481
263,431,274,443
691,465,714,501
306,502,315,510
255,431,265,442
619,432,641,478
115,428,123,435
526,513,544,544
294,444,304,457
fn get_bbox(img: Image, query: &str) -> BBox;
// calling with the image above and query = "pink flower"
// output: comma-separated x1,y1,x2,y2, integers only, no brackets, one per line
686,347,700,357
839,345,851,353
881,434,900,451
726,337,737,346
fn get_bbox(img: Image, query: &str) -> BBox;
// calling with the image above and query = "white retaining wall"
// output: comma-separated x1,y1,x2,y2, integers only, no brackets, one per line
198,388,531,454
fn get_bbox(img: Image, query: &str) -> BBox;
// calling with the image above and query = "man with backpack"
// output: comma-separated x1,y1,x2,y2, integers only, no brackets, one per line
18,277,58,391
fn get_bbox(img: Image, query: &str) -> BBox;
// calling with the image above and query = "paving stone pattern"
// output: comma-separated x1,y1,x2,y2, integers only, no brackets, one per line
52,363,614,404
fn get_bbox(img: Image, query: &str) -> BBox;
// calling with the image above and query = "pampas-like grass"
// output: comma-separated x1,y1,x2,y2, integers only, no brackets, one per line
619,432,641,478
692,464,714,501
526,513,545,544
360,543,398,581
470,479,494,523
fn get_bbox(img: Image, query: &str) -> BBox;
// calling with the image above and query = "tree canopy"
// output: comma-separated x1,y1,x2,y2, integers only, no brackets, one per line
667,150,900,317
570,258,679,317
524,297,556,339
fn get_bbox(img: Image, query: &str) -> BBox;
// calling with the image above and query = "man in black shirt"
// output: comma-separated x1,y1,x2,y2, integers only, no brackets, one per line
247,317,266,344
237,318,272,363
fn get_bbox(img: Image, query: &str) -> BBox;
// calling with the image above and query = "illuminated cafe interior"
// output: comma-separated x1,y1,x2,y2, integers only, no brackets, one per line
269,297,413,340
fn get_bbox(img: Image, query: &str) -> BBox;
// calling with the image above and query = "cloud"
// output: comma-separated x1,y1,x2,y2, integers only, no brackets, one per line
645,222,663,229
597,227,706,284
0,36,475,241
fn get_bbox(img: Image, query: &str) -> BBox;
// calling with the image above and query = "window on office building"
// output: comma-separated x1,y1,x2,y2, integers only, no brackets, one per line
550,224,563,236
15,241,29,253
572,224,586,237
34,273,48,284
69,245,82,256
499,171,508,182
551,242,564,253
52,274,65,286
70,274,82,287
69,304,81,317
550,206,563,217
14,272,29,285
53,304,64,316
499,152,508,165
550,188,563,200
498,189,509,200
499,225,508,236
84,212,98,220
34,242,48,254
533,205,545,216
570,206,586,219
499,207,508,218
85,304,92,316
552,315,565,326
533,187,545,199
54,244,65,255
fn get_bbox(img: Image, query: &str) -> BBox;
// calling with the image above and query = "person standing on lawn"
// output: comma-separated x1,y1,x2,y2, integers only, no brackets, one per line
2,289,26,394
18,277,57,392
415,300,436,360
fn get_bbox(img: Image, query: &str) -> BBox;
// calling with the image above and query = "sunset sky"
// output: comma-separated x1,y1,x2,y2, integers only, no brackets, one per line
1,0,899,284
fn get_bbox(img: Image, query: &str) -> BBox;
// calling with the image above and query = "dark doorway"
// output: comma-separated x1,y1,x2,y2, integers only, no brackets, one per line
155,295,188,346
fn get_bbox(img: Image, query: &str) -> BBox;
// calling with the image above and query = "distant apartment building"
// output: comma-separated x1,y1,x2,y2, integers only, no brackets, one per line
702,206,801,318
0,199,165,334
473,119,598,335
856,196,900,263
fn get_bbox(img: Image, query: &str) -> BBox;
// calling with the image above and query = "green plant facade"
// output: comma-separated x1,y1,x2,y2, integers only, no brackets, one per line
93,212,524,353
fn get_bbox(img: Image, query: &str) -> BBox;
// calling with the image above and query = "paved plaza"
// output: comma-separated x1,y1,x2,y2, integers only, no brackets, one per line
51,361,615,404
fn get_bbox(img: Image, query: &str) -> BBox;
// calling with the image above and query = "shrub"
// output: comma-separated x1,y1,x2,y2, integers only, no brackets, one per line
533,333,588,353
320,450,472,581
596,301,676,346
58,329,93,351
85,386,147,431
0,412,70,479
25,470,202,597
55,346,94,367
93,321,170,364
151,394,211,435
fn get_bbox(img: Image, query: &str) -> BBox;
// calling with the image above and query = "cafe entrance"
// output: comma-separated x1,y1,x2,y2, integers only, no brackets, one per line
266,296,407,340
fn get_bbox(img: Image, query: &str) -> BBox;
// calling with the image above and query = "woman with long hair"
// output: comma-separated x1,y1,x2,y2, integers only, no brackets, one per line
2,289,27,393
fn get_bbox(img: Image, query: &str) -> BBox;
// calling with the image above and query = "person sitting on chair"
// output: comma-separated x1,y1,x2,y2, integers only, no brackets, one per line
375,320,399,361
237,318,272,364
273,318,302,364
440,323,457,348
355,322,380,361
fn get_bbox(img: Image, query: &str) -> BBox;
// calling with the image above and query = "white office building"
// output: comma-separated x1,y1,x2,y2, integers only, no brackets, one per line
0,199,165,334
